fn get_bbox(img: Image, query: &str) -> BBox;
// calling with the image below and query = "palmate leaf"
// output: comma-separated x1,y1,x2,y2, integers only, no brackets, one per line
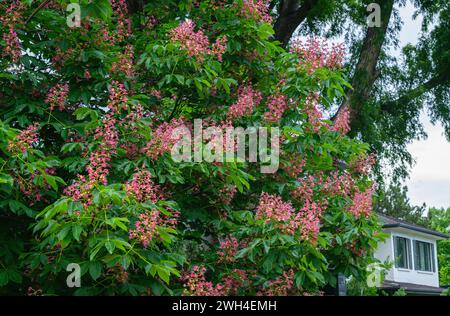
83,0,112,21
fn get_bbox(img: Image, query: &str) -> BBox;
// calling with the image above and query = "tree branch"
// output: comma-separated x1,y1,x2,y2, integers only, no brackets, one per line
274,0,319,47
380,75,445,113
25,0,52,24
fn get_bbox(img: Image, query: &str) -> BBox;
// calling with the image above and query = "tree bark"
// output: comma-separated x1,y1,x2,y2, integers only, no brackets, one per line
274,0,319,47
334,0,394,131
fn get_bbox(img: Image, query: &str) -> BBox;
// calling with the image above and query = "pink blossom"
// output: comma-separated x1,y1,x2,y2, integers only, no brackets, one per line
291,175,316,202
64,174,94,209
121,103,145,132
52,47,74,71
239,0,272,24
2,27,21,63
150,89,162,99
291,37,345,74
108,81,129,113
350,153,376,176
0,1,24,27
322,171,354,198
16,168,56,206
111,45,135,78
256,192,310,236
221,269,248,295
218,184,237,205
294,200,322,242
169,19,227,62
143,118,186,160
263,93,287,123
45,83,69,111
111,0,132,43
7,123,39,154
348,186,374,218
302,93,325,133
125,169,163,203
227,84,263,119
129,211,159,248
257,269,294,296
169,19,210,61
181,266,225,296
212,35,228,61
217,235,239,263
256,192,295,224
331,107,351,135
281,156,305,178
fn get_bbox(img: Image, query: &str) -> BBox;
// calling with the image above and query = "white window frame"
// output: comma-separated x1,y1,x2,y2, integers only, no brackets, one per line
412,237,436,273
391,234,437,274
392,234,413,270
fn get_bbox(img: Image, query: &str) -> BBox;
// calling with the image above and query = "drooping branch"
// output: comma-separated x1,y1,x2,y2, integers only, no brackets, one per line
273,0,319,47
380,75,445,114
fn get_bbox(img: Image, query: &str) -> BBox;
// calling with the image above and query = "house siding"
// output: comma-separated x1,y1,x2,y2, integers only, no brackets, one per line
374,227,441,288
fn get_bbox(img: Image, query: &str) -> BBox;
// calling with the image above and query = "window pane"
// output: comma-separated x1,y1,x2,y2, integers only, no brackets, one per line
414,241,434,272
394,237,411,269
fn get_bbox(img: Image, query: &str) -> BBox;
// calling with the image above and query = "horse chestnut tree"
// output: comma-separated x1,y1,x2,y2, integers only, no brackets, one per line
0,0,383,296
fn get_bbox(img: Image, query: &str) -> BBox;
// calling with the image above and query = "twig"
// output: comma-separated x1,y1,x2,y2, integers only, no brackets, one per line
25,0,52,24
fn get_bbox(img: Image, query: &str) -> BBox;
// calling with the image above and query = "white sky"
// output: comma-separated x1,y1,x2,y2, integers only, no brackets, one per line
396,2,450,209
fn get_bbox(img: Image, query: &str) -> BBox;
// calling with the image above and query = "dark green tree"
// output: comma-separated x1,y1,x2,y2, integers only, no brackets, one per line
374,184,427,226
427,207,450,287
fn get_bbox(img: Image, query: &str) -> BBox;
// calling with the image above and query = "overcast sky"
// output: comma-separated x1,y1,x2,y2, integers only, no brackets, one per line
396,2,450,209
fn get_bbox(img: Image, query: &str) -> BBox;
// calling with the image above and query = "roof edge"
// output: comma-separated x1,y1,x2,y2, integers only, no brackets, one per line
382,223,449,239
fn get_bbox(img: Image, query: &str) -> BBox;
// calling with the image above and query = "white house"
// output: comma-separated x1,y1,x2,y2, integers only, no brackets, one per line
374,213,449,295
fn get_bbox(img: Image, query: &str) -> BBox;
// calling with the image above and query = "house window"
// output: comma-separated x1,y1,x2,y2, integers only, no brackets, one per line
393,236,412,269
414,241,436,272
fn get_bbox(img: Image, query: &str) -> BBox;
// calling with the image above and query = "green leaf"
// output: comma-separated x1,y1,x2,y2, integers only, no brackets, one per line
0,174,14,188
72,225,83,242
0,271,8,287
57,225,72,241
84,0,112,21
156,266,170,284
105,241,115,254
89,261,102,281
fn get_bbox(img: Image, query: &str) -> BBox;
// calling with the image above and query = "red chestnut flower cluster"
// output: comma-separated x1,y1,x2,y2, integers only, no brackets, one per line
257,269,294,296
7,123,39,155
348,185,375,218
181,266,225,296
217,235,239,263
263,93,288,123
291,37,345,74
238,0,273,24
45,83,69,111
169,19,228,62
143,118,186,160
1,0,25,63
2,28,21,63
256,192,322,240
227,84,263,119
125,169,164,203
331,107,351,135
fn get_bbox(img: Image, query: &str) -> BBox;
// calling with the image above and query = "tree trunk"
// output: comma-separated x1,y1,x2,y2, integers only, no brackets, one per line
335,0,394,131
